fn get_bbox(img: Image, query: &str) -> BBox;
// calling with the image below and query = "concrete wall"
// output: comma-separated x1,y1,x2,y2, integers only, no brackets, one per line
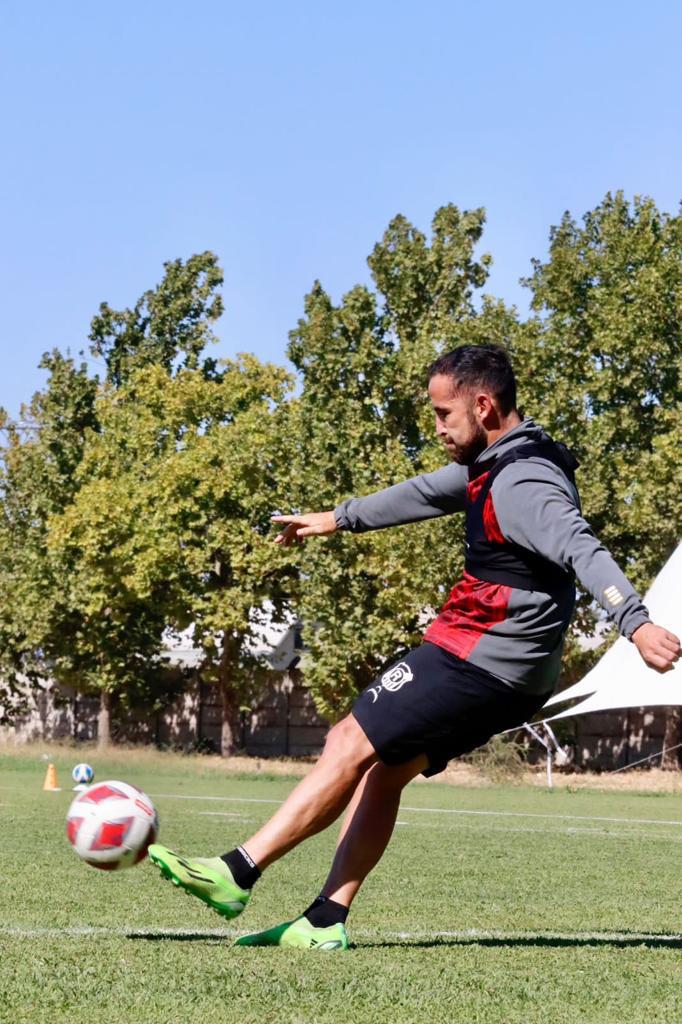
2,671,329,758
573,708,667,770
2,674,672,770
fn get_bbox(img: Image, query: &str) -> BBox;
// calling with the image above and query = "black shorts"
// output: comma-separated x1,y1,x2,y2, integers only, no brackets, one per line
352,642,550,777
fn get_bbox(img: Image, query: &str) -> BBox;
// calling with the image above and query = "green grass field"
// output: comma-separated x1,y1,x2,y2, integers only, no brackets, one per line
1,746,681,1024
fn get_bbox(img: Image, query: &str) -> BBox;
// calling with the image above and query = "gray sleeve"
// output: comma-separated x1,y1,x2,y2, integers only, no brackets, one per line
492,460,650,639
334,462,469,533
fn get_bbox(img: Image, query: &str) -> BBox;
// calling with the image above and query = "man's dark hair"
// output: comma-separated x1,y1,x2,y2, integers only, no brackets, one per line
428,344,517,415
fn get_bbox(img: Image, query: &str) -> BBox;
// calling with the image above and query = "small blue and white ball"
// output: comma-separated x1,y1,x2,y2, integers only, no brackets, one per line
72,763,95,786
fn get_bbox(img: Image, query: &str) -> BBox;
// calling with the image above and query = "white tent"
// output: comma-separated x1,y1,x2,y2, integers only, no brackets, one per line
542,542,681,722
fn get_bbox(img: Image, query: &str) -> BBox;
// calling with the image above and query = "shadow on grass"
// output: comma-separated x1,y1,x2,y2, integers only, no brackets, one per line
125,931,682,951
361,934,682,951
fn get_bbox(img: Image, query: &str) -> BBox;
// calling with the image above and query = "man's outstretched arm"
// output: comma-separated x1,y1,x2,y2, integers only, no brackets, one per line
273,462,469,545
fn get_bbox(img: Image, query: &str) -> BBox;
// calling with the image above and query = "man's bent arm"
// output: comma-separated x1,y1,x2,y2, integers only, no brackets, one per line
334,463,469,533
492,461,650,638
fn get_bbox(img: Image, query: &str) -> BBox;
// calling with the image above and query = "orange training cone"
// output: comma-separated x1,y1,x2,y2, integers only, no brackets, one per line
42,763,60,792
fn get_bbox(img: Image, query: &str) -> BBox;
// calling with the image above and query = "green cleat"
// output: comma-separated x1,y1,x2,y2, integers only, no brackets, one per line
235,916,349,951
148,844,250,920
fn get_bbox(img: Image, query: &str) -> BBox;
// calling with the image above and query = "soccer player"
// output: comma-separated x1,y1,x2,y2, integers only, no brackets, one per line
149,345,680,950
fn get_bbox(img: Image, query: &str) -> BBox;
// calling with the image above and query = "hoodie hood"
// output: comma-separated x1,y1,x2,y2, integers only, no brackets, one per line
474,418,552,465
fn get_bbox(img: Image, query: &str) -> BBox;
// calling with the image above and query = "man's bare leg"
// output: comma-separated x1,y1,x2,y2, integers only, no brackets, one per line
232,746,429,947
319,754,428,908
243,714,377,869
147,714,377,926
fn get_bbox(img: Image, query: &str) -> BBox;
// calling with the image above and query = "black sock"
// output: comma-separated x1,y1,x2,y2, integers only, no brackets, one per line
220,846,261,889
303,895,349,928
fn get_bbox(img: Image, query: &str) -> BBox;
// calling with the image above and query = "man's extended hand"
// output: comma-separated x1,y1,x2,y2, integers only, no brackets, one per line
271,511,338,546
631,622,681,673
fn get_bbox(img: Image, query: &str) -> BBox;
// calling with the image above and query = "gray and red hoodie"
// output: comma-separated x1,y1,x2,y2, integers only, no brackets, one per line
334,419,650,695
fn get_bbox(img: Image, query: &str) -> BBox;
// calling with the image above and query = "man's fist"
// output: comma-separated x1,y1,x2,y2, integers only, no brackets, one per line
631,622,681,673
271,510,338,546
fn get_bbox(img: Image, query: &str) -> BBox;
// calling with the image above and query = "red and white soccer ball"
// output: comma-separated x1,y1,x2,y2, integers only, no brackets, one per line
66,780,159,871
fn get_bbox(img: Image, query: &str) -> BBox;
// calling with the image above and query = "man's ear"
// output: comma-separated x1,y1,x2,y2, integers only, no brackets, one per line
473,392,497,426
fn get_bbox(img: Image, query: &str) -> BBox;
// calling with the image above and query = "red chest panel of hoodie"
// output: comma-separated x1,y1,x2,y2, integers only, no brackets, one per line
423,569,512,661
424,441,576,662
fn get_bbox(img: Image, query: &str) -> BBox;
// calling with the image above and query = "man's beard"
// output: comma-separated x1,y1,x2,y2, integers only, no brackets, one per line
449,418,488,466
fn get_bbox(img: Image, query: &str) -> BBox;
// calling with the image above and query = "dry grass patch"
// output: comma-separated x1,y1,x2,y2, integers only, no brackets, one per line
3,739,682,792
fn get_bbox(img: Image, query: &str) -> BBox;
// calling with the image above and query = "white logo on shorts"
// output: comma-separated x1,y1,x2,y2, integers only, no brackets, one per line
381,662,414,692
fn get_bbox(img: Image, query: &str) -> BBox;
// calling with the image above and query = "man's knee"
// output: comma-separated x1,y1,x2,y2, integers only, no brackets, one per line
323,714,376,771
365,753,429,790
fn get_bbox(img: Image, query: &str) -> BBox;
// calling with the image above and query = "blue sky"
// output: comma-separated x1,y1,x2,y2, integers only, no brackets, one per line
1,0,680,417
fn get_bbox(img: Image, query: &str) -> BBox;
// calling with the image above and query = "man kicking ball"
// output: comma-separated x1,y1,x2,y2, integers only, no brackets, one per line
149,344,680,950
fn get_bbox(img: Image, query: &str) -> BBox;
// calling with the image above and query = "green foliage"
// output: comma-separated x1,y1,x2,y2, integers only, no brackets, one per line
46,355,295,746
517,192,681,577
0,254,228,725
288,194,681,716
1,194,679,735
512,192,681,655
286,206,491,717
0,352,99,722
0,254,295,748
89,251,224,385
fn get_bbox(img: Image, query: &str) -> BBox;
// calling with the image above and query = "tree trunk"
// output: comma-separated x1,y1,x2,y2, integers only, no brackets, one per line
661,707,682,770
218,633,242,757
220,685,242,757
97,690,112,749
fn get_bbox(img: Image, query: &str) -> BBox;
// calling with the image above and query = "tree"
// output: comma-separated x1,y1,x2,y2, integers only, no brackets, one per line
0,253,233,742
285,206,492,717
0,352,98,725
515,193,681,580
287,193,681,741
511,192,682,760
47,356,295,754
89,251,224,385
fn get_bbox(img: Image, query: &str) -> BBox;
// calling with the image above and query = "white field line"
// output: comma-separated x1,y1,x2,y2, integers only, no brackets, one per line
401,805,682,827
376,928,682,943
193,810,682,842
197,811,255,817
1,925,680,943
525,824,682,841
154,794,281,804
393,815,682,839
1,926,240,938
152,791,682,829
197,812,256,822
